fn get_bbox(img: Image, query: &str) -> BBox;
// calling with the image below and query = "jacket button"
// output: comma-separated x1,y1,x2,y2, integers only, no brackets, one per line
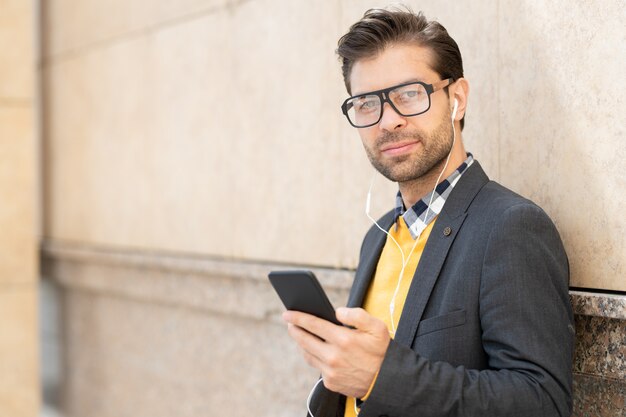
443,226,452,236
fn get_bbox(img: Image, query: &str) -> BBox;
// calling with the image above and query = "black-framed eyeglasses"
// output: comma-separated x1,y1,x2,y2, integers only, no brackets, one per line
341,78,453,128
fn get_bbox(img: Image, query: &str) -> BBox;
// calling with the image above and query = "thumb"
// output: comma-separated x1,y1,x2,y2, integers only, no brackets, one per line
336,307,376,330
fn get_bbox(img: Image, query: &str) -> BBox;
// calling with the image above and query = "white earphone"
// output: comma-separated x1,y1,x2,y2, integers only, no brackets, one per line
452,98,458,121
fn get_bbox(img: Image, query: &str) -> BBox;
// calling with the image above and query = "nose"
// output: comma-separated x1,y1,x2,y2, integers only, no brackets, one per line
378,102,407,131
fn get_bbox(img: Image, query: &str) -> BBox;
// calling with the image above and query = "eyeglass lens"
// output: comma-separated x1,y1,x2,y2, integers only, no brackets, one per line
345,83,430,127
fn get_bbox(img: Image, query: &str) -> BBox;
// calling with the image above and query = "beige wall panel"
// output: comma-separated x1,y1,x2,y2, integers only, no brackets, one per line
43,36,154,248
44,0,503,269
498,1,626,290
0,0,34,99
44,1,356,266
212,0,351,265
0,107,37,283
59,289,317,417
0,285,39,417
42,0,233,57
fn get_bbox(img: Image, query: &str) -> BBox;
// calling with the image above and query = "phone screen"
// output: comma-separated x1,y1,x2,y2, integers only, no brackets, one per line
268,270,341,325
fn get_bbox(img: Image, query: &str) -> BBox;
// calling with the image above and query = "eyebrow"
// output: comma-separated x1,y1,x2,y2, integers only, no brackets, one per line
352,77,427,97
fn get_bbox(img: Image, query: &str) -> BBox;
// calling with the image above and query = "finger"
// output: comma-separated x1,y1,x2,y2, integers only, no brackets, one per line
287,322,331,364
335,307,384,334
299,345,325,371
283,310,340,341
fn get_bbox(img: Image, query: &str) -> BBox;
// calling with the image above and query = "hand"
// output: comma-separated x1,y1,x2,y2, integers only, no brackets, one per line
283,307,390,398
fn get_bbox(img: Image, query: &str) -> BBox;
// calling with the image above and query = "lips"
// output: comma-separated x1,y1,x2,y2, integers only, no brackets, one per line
380,140,420,156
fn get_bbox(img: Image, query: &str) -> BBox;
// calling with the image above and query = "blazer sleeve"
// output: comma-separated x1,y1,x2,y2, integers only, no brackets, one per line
358,203,575,417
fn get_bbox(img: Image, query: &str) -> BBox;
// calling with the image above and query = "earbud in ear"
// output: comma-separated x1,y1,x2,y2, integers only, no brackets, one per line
452,99,458,121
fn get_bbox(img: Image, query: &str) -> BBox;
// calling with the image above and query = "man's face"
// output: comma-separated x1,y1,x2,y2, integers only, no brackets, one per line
349,44,454,183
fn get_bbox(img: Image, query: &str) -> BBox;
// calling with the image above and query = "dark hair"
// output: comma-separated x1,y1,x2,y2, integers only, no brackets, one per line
337,6,466,129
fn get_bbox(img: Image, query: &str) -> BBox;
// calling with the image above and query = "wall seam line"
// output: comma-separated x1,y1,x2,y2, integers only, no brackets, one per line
0,98,33,107
496,0,502,181
41,0,254,68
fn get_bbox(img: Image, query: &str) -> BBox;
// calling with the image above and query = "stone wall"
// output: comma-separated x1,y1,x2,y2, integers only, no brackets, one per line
42,243,625,416
38,1,626,416
570,292,626,415
41,242,349,416
0,0,40,416
40,0,626,290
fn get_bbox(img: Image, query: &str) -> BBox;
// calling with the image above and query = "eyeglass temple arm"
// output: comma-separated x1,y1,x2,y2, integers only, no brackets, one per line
432,78,454,92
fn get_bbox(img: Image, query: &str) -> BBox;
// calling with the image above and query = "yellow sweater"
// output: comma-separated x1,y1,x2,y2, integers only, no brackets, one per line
344,217,436,417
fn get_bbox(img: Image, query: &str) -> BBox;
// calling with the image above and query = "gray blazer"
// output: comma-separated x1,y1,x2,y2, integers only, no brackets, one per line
308,161,574,417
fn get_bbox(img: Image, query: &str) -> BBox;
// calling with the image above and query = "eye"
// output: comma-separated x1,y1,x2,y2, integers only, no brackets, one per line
359,100,376,109
399,89,421,101
355,97,380,113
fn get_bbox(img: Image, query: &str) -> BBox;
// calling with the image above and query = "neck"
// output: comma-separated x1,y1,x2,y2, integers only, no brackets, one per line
399,135,466,210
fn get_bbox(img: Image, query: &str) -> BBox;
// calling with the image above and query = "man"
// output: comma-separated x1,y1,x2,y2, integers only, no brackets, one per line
283,7,574,417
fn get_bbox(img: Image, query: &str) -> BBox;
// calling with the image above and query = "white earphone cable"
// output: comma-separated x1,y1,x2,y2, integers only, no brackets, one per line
365,99,458,335
306,378,324,416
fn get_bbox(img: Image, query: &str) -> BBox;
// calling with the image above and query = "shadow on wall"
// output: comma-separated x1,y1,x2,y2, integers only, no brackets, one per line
39,278,63,414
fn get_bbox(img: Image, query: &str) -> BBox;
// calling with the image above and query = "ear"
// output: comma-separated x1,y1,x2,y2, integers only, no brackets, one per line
450,78,470,122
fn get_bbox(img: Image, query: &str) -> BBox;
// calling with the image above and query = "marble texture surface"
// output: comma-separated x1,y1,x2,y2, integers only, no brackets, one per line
573,315,625,380
572,374,625,417
571,291,626,417
570,291,626,320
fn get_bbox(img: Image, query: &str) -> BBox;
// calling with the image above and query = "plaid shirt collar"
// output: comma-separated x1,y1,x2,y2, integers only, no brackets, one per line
395,153,474,240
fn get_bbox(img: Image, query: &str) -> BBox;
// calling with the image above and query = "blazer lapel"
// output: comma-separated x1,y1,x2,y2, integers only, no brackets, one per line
394,162,490,346
393,211,467,346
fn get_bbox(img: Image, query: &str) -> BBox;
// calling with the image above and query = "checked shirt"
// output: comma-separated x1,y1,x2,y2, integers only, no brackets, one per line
395,153,474,240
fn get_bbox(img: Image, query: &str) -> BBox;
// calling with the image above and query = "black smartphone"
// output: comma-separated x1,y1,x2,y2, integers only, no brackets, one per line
268,270,341,326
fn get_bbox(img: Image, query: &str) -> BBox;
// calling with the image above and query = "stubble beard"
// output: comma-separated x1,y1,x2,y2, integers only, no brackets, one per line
364,115,454,183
